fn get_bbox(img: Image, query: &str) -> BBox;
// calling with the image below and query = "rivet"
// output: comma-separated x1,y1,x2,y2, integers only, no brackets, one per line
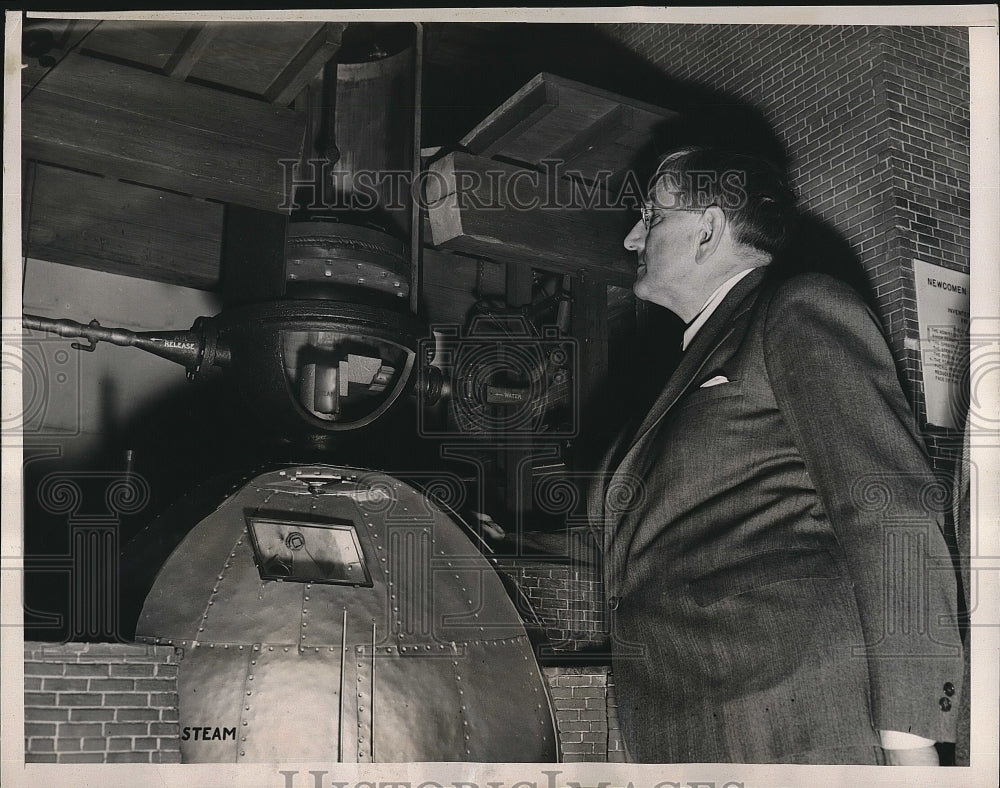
246,690,252,696
240,750,245,756
241,736,247,742
242,721,248,726
248,675,254,680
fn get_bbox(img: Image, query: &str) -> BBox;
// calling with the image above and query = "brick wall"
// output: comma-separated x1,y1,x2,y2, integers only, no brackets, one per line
542,666,619,761
24,642,181,763
26,642,626,762
601,23,970,477
499,559,607,651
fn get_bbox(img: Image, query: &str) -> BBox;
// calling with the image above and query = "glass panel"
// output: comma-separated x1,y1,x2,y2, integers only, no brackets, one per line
247,516,373,586
280,329,411,424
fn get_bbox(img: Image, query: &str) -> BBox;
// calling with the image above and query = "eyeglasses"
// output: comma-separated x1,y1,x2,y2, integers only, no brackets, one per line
638,204,706,231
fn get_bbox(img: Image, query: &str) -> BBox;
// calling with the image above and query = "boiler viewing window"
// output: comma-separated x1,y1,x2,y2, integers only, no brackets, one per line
246,516,373,586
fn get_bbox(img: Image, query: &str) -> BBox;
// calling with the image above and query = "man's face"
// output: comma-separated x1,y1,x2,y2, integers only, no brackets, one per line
623,176,701,311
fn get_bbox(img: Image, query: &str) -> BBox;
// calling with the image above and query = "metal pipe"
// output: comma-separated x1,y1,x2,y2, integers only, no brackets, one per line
21,313,229,378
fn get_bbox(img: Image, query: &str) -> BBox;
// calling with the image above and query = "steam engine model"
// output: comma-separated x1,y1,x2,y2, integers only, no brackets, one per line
23,22,562,762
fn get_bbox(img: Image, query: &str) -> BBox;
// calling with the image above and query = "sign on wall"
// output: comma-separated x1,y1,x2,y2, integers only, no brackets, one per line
913,259,970,429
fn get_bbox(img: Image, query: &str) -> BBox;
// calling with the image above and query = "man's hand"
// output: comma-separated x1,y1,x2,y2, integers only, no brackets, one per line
882,745,940,766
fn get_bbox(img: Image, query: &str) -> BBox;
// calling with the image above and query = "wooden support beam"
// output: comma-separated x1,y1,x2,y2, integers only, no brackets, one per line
263,22,346,105
425,151,636,287
421,247,504,326
162,24,218,79
21,19,101,99
24,163,223,290
461,75,557,158
460,72,678,185
22,53,307,213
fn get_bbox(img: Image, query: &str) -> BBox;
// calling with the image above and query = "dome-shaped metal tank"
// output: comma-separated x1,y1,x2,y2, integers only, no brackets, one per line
132,464,557,762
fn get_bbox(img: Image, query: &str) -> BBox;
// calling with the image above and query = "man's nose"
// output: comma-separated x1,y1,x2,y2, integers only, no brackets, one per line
624,219,645,252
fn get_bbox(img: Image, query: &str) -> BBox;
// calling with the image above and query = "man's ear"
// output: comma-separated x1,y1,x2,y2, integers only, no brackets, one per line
694,205,727,263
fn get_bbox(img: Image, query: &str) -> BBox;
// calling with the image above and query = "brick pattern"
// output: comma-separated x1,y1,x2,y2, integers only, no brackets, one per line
543,666,612,761
881,27,970,480
497,560,606,651
602,23,970,477
24,642,181,763
605,670,625,762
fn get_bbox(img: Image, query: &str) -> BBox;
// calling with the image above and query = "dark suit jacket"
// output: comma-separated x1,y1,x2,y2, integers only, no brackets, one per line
590,269,963,763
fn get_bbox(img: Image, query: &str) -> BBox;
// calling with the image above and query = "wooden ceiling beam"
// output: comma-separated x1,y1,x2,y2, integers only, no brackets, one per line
162,23,218,80
22,52,307,214
24,162,223,290
263,22,346,105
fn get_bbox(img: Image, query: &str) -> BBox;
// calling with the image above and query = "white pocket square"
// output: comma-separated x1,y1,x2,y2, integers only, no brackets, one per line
700,375,730,388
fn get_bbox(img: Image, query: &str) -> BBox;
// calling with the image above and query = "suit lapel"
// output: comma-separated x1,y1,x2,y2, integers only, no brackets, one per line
618,267,768,465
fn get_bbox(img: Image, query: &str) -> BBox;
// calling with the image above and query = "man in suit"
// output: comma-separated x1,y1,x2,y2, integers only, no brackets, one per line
592,147,963,764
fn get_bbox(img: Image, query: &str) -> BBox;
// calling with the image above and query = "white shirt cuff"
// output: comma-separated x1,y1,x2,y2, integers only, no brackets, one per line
878,729,936,749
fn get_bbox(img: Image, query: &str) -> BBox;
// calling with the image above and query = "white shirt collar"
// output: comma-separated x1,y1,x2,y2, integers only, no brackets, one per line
682,268,759,350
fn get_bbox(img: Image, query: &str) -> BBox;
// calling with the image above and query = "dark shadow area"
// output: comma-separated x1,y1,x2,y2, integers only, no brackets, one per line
769,212,880,310
423,23,788,172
